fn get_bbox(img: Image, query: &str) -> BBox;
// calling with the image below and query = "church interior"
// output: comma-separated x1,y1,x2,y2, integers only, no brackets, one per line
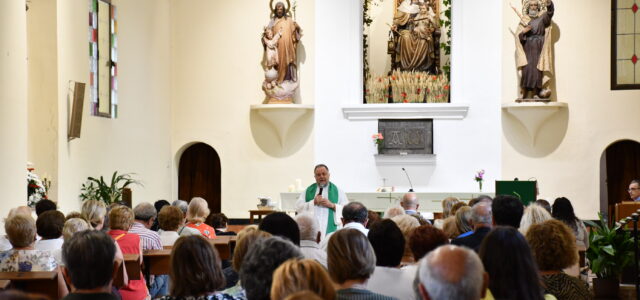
2,0,640,298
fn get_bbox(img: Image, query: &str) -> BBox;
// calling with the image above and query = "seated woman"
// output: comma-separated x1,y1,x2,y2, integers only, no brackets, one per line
327,229,396,300
552,197,589,249
390,214,420,264
519,204,552,235
271,259,335,300
221,226,271,292
454,206,473,238
526,220,592,300
81,199,108,230
185,197,216,239
34,210,66,265
433,197,460,229
108,205,148,300
408,225,448,261
366,219,416,300
157,235,237,300
157,206,184,247
479,226,555,300
0,214,68,298
207,213,236,236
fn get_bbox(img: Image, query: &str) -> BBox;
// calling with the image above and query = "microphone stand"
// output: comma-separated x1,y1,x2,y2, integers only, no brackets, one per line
402,167,414,192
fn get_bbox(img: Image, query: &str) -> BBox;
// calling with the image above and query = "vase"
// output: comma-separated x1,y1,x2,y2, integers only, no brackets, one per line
478,181,483,193
593,277,620,299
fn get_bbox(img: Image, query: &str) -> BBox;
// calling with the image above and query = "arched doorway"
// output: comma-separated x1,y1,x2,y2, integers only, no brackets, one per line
178,143,221,214
601,140,640,222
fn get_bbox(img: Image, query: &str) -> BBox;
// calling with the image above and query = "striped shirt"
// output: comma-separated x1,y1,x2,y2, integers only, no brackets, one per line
129,222,163,250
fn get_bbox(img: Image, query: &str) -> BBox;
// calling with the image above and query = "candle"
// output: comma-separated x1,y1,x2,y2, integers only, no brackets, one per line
295,179,302,192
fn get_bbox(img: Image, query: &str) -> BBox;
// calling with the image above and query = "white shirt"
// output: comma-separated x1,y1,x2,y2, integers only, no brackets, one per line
296,183,349,240
178,225,200,236
367,265,418,300
299,240,327,268
34,238,64,251
158,230,180,247
319,222,369,251
0,236,12,252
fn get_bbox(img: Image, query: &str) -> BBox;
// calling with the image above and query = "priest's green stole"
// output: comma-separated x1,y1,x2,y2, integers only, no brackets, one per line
305,182,339,234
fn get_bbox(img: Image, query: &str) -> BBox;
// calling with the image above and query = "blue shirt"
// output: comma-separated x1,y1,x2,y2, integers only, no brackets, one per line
457,231,474,238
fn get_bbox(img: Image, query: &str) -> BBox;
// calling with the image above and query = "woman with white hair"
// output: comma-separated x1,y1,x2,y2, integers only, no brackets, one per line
185,197,216,238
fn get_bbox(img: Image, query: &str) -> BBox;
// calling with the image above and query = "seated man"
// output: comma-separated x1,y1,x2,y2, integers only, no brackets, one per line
61,230,118,300
415,245,488,300
452,202,492,252
400,193,430,225
320,202,369,250
295,213,327,267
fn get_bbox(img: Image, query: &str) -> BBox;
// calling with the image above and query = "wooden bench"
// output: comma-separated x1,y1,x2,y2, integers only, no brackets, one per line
0,280,10,290
0,271,58,300
144,249,171,275
211,236,232,260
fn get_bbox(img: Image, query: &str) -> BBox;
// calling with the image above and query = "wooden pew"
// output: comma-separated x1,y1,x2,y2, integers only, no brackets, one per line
0,280,10,290
123,254,141,280
211,236,232,260
144,236,233,275
144,249,171,275
0,272,58,300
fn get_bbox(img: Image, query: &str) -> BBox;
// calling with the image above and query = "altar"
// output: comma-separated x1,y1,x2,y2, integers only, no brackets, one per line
279,192,493,217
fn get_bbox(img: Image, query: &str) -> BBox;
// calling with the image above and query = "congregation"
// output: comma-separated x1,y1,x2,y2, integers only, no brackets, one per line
0,191,593,300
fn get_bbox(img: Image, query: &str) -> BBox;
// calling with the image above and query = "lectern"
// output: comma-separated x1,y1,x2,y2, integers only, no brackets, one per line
495,180,537,206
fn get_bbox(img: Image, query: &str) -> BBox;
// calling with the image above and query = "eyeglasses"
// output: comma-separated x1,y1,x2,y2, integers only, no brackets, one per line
628,188,640,192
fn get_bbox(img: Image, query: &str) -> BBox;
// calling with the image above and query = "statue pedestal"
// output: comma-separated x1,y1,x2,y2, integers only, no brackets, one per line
250,104,314,148
502,102,568,146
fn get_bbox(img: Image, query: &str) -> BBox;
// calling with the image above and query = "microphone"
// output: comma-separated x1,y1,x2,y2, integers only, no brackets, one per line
402,168,414,192
318,187,323,196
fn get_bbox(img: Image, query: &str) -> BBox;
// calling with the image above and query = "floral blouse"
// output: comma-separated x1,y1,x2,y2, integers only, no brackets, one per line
156,294,242,300
0,249,57,272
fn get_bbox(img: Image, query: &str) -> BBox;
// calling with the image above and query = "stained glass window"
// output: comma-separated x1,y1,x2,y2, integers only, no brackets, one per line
89,0,118,118
612,0,640,89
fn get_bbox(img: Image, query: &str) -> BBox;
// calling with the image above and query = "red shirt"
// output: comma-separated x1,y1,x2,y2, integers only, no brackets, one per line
109,230,148,300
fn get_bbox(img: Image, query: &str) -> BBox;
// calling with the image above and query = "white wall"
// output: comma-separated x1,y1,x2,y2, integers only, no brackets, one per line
55,0,173,212
27,0,59,200
315,0,502,194
170,0,316,218
0,0,28,220
501,0,640,219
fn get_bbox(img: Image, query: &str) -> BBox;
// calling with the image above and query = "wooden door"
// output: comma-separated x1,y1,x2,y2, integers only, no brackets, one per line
178,143,221,213
605,140,640,222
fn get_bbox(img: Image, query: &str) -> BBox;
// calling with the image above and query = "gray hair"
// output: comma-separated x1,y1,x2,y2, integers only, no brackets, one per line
471,202,492,225
415,245,484,300
172,200,188,214
133,202,157,221
240,236,303,300
295,213,319,241
384,206,406,219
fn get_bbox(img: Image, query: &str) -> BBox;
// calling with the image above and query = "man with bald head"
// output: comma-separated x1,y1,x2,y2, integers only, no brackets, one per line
400,193,430,225
415,245,488,300
451,202,492,252
294,213,327,267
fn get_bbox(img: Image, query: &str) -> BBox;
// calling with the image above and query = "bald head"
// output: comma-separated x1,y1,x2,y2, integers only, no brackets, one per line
471,203,492,227
415,245,487,300
401,193,419,210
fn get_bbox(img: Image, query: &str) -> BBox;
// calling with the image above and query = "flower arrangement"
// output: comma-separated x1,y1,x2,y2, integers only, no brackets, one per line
365,76,390,104
27,166,48,208
474,169,485,192
366,71,450,103
372,133,384,151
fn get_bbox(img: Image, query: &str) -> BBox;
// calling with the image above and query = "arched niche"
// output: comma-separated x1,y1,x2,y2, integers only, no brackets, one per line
177,142,221,214
599,139,640,221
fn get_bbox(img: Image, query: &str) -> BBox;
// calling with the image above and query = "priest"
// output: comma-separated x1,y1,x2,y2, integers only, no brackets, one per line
295,164,349,239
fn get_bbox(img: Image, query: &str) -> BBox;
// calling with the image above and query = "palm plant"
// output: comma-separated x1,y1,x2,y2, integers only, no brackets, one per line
79,172,141,205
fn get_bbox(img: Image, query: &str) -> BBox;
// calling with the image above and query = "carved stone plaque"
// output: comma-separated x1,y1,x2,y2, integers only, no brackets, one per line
378,119,433,155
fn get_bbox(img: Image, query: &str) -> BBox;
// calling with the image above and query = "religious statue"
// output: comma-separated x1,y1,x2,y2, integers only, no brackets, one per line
262,0,303,104
390,0,440,73
513,0,555,100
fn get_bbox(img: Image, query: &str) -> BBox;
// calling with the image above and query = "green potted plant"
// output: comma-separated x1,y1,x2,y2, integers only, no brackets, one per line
584,213,635,298
79,172,141,205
